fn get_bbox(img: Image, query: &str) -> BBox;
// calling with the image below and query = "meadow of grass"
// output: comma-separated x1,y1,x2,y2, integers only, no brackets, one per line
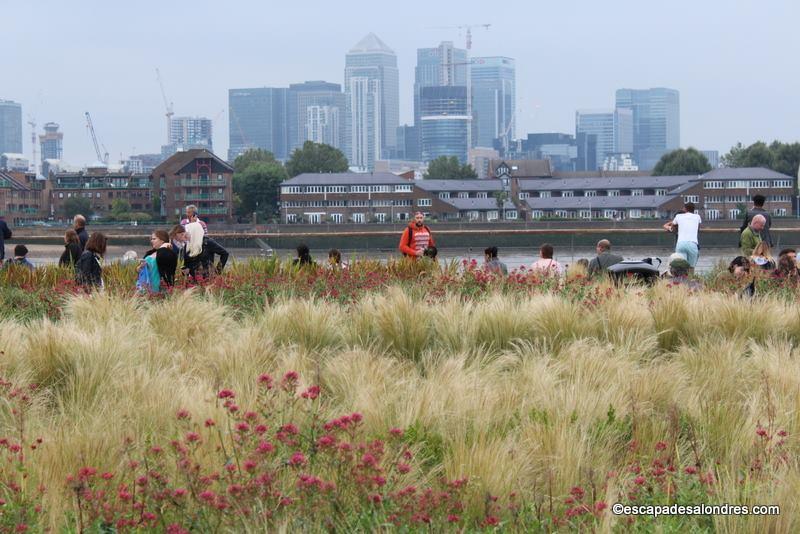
0,259,797,531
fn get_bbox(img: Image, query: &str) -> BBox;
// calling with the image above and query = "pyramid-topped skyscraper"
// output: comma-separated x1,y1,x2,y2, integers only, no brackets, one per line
344,33,399,171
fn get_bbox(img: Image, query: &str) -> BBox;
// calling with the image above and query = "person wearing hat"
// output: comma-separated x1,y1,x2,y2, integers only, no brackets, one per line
4,244,34,271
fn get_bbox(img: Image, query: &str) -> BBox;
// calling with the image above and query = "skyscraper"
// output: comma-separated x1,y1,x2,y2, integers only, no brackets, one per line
414,42,468,129
420,86,470,163
615,88,680,170
470,57,516,150
169,117,213,151
287,81,345,154
0,100,23,155
228,88,288,161
344,33,399,170
575,109,633,169
39,122,63,162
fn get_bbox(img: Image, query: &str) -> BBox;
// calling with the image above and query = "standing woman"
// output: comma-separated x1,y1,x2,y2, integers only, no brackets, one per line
76,232,107,288
59,229,82,267
145,230,178,287
183,220,206,280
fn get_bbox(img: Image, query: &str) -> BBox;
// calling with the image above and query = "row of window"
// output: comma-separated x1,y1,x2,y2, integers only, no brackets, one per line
55,191,151,199
285,209,520,223
521,189,668,199
282,200,416,208
438,192,490,199
691,195,793,204
704,208,788,220
282,184,414,194
530,209,658,220
704,180,793,189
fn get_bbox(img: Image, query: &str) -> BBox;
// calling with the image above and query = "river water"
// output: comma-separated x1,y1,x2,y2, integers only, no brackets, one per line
18,244,742,274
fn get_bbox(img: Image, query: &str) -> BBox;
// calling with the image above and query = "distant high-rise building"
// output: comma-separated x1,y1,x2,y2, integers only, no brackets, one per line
345,33,399,170
395,125,420,162
287,81,345,154
523,133,578,172
39,122,63,162
420,85,470,163
615,87,680,170
701,150,719,168
414,42,468,129
164,117,213,158
471,57,516,151
228,88,288,161
576,132,598,172
575,109,633,169
0,100,23,155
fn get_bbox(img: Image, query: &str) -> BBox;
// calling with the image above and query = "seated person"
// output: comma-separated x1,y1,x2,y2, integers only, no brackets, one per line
4,244,34,271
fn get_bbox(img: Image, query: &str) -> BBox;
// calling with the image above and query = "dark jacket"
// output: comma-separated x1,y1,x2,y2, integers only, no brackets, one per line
59,242,83,267
739,208,772,247
75,251,103,287
145,247,178,287
202,236,229,274
76,227,89,251
587,252,624,276
0,220,11,261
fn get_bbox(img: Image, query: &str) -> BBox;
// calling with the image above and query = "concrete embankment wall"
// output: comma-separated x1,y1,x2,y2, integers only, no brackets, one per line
11,221,800,251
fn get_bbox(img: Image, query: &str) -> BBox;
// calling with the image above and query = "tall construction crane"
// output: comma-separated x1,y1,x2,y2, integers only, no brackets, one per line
156,68,174,144
85,112,109,165
429,23,491,50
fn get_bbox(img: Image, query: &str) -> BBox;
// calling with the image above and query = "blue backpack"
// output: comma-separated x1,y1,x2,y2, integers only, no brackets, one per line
136,256,161,293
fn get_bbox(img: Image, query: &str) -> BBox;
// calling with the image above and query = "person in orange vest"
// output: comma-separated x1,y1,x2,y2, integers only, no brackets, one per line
399,211,435,258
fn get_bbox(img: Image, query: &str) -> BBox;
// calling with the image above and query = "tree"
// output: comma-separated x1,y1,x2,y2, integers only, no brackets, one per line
62,197,92,219
423,156,478,179
233,149,279,174
722,141,800,176
652,148,711,176
285,142,348,177
233,161,288,219
111,199,131,218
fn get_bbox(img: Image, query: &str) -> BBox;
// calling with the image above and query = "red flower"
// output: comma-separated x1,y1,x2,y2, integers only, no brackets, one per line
655,441,667,451
684,465,698,475
634,476,646,485
176,409,190,420
396,462,411,474
389,427,404,438
217,389,235,399
258,374,274,388
204,419,216,427
289,452,306,466
100,472,114,480
185,432,201,443
482,515,499,527
301,385,320,400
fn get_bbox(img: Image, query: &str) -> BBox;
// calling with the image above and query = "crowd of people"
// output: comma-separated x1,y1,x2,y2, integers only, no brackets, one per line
2,198,798,293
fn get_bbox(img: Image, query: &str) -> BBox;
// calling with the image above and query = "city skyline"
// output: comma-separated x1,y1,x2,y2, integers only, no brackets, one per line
1,0,798,166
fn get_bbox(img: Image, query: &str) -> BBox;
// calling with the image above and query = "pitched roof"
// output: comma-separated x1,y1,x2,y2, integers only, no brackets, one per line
701,167,795,180
284,172,407,185
0,172,31,191
349,33,394,54
151,149,233,177
415,179,502,192
443,198,516,211
518,175,697,191
525,195,677,210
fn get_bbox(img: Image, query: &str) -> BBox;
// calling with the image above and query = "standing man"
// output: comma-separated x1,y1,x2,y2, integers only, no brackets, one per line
739,194,772,247
180,204,208,234
663,202,702,269
74,214,89,251
399,211,435,258
587,239,623,276
0,216,11,261
740,214,766,257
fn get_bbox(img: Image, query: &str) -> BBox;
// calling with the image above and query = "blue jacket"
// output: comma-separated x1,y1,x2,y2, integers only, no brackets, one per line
0,220,11,261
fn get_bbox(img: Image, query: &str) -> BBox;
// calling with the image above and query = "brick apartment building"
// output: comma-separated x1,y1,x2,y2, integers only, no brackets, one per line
279,164,796,223
151,149,234,223
0,171,48,225
49,167,152,222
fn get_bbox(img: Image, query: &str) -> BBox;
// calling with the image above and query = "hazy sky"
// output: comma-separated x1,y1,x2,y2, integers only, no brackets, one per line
2,0,798,165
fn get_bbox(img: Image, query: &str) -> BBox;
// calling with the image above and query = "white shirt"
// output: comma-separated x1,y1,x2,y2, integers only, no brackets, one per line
672,212,701,244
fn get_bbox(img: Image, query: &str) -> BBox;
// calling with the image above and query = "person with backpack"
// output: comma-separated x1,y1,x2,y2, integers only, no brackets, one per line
398,211,435,259
76,232,106,288
4,245,34,271
0,216,11,261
